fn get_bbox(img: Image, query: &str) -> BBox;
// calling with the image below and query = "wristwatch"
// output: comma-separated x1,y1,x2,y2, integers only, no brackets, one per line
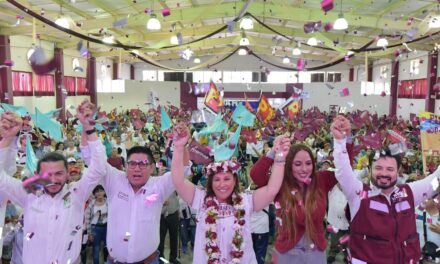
85,128,96,135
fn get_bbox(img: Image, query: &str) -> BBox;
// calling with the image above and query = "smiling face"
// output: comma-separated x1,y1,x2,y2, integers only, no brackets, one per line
291,150,314,183
371,157,398,193
126,153,155,192
41,161,67,196
211,172,237,203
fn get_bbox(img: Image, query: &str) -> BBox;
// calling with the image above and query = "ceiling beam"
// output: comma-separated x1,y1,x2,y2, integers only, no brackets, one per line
76,2,413,32
50,0,94,20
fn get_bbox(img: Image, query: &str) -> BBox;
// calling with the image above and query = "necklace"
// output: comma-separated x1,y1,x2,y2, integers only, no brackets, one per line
205,193,246,264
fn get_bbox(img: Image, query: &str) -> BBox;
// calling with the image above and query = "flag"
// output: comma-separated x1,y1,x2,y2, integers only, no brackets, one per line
33,108,62,142
256,95,274,123
199,114,228,135
282,99,301,120
160,106,172,132
188,140,213,165
204,82,223,113
214,126,242,162
25,134,38,174
244,93,254,113
232,103,255,127
31,108,63,121
1,103,28,117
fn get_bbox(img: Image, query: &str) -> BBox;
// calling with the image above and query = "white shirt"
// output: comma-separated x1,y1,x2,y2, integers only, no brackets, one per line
327,185,349,230
333,138,440,220
81,145,192,263
192,188,257,264
246,141,264,157
0,140,106,264
250,207,269,234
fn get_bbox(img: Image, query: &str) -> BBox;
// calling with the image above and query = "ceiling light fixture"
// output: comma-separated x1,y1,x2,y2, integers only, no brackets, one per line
238,48,248,55
333,0,348,30
239,16,254,30
376,36,388,48
307,37,318,46
55,17,70,29
147,14,161,30
170,35,179,45
283,56,290,64
193,57,201,63
102,35,115,44
429,16,440,28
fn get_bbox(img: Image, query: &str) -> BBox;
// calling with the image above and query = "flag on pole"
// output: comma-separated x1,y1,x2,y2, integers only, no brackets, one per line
25,134,38,174
214,125,242,162
232,103,255,127
256,95,274,123
34,108,62,142
282,100,301,120
204,82,224,113
244,93,254,113
160,106,172,132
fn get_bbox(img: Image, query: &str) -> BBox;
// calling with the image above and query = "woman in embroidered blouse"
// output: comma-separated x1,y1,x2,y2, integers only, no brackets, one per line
171,123,289,264
250,125,353,264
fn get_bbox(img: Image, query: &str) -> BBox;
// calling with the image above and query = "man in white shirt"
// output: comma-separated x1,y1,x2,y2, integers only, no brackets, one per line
81,142,190,264
0,101,106,264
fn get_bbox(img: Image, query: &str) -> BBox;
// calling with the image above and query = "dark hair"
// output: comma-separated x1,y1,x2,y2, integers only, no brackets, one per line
127,146,155,164
37,152,68,173
205,172,240,205
117,147,123,155
93,185,105,194
368,148,401,169
55,142,65,150
159,159,167,167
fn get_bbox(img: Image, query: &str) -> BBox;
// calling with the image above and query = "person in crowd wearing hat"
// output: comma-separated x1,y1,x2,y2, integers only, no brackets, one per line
170,123,288,264
80,129,192,264
330,115,440,264
249,128,354,263
0,100,107,264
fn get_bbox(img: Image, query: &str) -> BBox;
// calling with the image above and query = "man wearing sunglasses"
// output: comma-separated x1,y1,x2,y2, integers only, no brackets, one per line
81,140,190,264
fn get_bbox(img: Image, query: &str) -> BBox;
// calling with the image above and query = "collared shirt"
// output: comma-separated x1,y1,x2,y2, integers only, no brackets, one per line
333,138,440,220
0,140,106,264
327,185,349,230
161,192,179,216
81,144,191,263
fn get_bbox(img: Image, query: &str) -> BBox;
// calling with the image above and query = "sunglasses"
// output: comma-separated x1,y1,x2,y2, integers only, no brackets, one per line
127,160,152,169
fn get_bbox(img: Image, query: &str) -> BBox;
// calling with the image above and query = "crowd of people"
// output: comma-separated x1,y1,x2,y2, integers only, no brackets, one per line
0,99,439,264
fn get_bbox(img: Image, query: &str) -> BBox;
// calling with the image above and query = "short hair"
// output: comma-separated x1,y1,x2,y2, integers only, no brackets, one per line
368,148,402,169
93,185,105,194
37,152,68,173
126,146,155,164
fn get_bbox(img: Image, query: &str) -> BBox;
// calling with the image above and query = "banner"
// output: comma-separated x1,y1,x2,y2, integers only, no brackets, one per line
256,95,274,123
419,112,440,174
204,82,223,113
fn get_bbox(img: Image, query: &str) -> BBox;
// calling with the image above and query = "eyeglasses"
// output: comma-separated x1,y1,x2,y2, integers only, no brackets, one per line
127,160,152,169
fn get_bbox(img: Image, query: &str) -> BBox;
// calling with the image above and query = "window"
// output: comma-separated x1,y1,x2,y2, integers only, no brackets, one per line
163,72,185,81
222,71,252,83
410,59,420,75
310,72,325,82
398,79,427,99
64,76,76,96
327,72,342,82
361,82,391,95
266,71,297,83
192,71,222,83
12,71,33,96
142,70,157,81
298,72,311,83
379,65,388,79
35,74,55,96
76,77,88,95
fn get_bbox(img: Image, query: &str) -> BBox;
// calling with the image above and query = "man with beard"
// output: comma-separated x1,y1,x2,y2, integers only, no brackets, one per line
0,100,106,264
330,115,440,264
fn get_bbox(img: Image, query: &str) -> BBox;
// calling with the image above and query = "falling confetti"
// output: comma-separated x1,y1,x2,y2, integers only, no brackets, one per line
25,232,34,241
144,193,159,205
124,232,132,241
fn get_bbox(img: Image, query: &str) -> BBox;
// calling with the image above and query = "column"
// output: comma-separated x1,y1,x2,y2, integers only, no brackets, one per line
425,51,438,112
54,47,65,122
87,57,97,105
389,60,399,116
0,35,13,103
